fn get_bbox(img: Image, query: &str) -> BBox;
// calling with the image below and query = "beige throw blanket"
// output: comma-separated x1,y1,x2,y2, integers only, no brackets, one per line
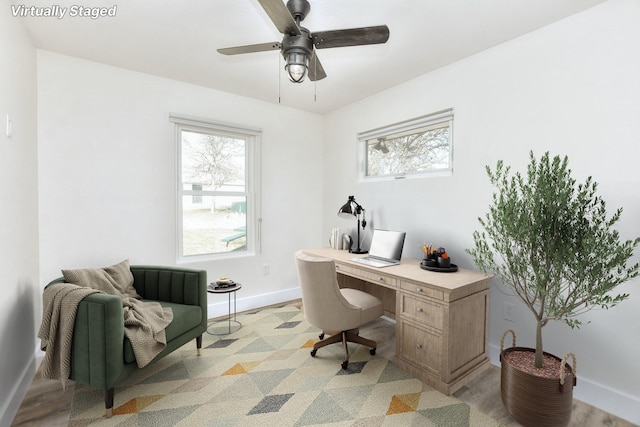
120,296,173,367
39,260,174,385
38,283,102,388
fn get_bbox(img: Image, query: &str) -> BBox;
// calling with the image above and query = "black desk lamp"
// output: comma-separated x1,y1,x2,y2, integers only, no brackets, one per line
338,195,367,254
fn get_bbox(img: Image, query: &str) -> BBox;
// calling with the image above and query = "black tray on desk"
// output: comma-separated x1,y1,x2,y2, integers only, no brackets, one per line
420,261,458,273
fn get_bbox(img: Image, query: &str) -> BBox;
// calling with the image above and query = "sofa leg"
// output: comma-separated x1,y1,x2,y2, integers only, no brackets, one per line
105,388,114,418
196,335,202,356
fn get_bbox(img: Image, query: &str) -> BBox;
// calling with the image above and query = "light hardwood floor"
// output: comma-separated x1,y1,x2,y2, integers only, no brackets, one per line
11,307,637,426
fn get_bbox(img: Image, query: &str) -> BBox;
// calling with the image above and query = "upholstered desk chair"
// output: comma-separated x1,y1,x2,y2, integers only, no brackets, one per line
295,250,384,369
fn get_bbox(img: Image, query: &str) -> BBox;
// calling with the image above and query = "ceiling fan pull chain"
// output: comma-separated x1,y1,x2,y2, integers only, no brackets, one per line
278,54,282,104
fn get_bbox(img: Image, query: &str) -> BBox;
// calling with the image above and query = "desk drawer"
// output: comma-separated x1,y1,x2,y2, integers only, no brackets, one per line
399,281,443,300
335,263,397,287
398,319,441,376
400,293,444,329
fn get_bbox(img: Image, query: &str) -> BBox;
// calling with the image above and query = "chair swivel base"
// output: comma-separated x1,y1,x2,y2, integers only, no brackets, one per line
310,328,376,369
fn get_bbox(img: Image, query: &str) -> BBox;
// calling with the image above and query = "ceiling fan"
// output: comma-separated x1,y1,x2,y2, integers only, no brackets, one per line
217,0,390,83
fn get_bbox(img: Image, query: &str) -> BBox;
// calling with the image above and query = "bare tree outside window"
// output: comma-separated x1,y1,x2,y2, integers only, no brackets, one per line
182,132,245,191
360,109,453,180
366,125,450,176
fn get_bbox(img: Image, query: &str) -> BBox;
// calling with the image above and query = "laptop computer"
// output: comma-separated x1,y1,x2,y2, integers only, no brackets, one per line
350,229,406,268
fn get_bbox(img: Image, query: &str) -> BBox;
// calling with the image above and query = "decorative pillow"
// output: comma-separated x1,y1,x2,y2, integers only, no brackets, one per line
62,259,141,299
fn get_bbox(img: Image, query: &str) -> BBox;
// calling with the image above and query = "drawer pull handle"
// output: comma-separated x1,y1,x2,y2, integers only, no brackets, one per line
416,344,423,349
378,277,385,282
417,307,423,313
416,287,423,292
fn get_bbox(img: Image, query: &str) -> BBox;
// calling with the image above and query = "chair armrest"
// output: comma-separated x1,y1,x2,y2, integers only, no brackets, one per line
44,280,126,390
71,292,126,389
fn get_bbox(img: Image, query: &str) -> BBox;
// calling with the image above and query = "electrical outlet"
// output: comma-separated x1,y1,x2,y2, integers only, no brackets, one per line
262,263,270,275
503,302,515,322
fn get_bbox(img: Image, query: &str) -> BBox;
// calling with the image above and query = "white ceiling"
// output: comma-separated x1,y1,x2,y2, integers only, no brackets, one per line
17,0,606,114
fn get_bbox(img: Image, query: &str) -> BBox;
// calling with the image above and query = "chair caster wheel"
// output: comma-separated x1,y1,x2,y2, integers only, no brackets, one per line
341,361,348,370
310,349,317,357
319,333,324,340
370,348,376,356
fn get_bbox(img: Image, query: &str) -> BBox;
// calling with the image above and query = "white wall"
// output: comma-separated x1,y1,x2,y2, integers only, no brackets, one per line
323,0,640,423
0,1,40,424
37,51,324,318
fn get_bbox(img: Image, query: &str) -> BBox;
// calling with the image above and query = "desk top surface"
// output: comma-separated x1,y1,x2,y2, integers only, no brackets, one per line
302,247,492,292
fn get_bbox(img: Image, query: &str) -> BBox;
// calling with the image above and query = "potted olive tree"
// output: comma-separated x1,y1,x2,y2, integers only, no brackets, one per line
467,151,639,427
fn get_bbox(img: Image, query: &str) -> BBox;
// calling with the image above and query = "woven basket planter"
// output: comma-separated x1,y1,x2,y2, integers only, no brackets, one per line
500,330,577,427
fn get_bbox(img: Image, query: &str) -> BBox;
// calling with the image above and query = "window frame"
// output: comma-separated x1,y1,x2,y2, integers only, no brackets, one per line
170,113,261,263
358,109,454,182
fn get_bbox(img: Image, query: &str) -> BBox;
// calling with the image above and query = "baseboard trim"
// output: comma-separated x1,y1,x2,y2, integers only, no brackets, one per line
488,343,639,425
1,355,36,426
207,286,302,320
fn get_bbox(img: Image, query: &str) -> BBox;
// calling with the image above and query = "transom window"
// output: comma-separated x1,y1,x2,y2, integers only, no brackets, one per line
171,114,261,261
359,109,453,180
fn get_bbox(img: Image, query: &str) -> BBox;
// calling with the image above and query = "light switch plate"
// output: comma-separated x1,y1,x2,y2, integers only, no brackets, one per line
6,115,12,137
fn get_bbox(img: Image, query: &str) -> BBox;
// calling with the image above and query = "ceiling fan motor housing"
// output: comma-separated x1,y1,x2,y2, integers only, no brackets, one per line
282,27,313,58
286,0,311,23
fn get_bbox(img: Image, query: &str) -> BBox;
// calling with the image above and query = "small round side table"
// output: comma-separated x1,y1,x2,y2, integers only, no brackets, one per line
207,283,242,335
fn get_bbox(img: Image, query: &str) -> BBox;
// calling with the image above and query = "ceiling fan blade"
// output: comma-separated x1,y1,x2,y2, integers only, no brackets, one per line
217,42,282,55
308,51,327,81
257,0,301,35
312,25,390,49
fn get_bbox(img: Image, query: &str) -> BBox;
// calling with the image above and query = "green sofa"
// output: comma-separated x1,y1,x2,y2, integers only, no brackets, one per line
45,265,207,417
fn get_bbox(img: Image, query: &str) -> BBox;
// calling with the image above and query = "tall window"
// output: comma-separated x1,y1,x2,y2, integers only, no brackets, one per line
171,114,261,260
359,109,453,180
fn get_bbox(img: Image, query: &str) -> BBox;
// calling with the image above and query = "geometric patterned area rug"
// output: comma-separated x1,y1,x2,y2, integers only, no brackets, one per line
68,305,500,426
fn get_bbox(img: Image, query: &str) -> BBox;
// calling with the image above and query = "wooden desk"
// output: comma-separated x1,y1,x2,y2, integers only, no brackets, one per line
302,248,492,395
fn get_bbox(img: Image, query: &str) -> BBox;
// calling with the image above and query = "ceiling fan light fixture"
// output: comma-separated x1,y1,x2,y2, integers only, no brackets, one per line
285,51,308,82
